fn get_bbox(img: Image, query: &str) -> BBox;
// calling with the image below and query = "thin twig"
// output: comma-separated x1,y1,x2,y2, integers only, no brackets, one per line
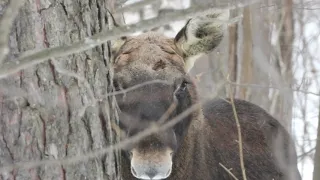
104,80,172,97
157,101,178,125
0,77,226,172
219,163,239,180
227,81,320,96
51,60,174,118
46,60,177,119
50,59,98,116
0,0,26,65
0,0,259,80
115,0,161,14
298,147,315,159
111,121,126,139
0,96,201,172
226,75,248,180
196,69,320,96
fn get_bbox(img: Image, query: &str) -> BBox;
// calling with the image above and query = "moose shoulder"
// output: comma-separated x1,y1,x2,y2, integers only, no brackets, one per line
111,10,301,180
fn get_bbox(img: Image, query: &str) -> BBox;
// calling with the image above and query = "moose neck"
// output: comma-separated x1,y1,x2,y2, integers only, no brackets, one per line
119,107,208,180
169,108,208,179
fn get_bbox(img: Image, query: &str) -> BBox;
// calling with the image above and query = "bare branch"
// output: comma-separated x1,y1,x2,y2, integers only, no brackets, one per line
115,0,161,14
0,0,25,65
50,59,97,117
0,0,259,80
104,80,172,97
51,59,176,119
298,147,315,159
219,163,239,180
228,81,320,97
0,77,226,173
226,75,247,180
157,101,178,125
0,95,203,172
313,95,320,180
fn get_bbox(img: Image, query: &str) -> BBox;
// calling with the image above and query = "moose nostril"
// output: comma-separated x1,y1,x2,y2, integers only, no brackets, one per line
113,80,119,90
131,167,137,176
166,169,171,176
145,170,157,179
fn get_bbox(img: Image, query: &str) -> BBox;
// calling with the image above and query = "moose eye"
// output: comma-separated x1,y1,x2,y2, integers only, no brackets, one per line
113,79,126,91
174,79,189,98
113,80,120,90
179,80,189,91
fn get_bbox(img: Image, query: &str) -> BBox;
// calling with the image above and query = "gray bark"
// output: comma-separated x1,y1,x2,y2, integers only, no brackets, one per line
276,0,294,131
0,0,120,179
313,97,320,180
249,1,272,113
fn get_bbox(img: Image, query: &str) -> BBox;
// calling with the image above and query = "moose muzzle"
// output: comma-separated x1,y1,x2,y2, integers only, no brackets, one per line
130,148,173,180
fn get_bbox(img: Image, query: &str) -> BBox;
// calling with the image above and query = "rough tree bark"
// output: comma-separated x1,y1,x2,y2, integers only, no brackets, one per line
0,0,121,179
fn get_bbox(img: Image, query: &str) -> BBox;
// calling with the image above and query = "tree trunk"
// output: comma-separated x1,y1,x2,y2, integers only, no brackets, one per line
270,0,294,131
278,0,294,131
238,6,253,100
0,0,120,179
227,9,238,97
313,97,320,180
249,1,272,112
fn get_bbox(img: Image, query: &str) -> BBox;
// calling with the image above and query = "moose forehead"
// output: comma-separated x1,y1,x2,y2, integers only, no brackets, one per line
113,32,186,77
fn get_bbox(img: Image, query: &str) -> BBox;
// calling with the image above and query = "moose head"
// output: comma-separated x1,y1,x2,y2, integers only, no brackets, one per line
112,10,229,179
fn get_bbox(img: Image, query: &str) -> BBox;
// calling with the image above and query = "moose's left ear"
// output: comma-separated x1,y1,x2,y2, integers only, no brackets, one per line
174,10,230,72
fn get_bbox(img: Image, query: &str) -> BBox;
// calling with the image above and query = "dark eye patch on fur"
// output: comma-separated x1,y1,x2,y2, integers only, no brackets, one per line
173,76,192,96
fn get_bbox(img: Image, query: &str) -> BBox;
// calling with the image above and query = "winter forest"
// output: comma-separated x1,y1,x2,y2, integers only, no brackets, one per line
0,0,319,179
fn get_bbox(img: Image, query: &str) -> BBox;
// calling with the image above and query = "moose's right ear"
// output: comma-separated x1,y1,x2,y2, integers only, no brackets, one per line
111,36,127,56
174,10,230,72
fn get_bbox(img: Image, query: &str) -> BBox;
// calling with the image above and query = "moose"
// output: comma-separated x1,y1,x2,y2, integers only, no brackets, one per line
111,9,302,180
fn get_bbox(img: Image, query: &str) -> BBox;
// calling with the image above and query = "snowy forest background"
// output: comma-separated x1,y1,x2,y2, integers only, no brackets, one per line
0,0,319,179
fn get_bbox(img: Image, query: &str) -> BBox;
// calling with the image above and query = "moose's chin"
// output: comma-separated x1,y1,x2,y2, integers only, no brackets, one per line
133,174,170,180
131,165,172,180
131,160,172,180
129,143,174,180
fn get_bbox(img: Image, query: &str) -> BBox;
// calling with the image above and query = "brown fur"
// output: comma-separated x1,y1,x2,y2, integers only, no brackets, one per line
112,11,301,180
